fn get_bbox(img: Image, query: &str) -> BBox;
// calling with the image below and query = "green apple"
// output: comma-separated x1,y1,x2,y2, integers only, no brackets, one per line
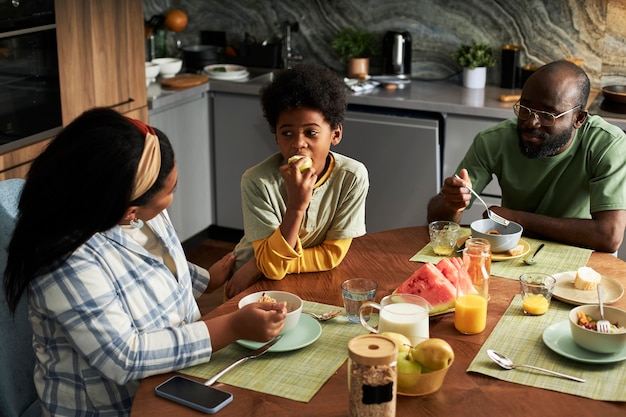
381,331,412,352
287,155,312,172
410,338,454,371
396,352,421,390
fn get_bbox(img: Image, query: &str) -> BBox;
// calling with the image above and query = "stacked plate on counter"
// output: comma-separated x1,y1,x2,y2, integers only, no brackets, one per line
204,64,250,81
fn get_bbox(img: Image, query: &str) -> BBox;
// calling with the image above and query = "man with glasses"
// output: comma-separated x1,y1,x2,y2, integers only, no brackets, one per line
427,60,626,253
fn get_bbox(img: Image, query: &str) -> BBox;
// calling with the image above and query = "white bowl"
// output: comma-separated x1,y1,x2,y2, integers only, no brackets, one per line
470,218,523,253
238,291,303,333
145,62,160,86
568,304,626,353
151,57,182,78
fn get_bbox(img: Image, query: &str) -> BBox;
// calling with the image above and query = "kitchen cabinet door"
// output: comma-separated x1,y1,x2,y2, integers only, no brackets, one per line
149,93,212,242
0,138,52,180
445,114,504,223
55,0,147,124
337,106,443,232
211,92,275,230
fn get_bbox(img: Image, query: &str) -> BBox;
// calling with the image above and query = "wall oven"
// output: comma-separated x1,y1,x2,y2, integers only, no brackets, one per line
0,0,62,148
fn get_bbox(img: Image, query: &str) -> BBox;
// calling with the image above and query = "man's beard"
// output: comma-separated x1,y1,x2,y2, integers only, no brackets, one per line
517,126,573,159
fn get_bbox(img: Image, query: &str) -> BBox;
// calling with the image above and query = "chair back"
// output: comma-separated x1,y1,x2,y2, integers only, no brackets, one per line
0,179,41,417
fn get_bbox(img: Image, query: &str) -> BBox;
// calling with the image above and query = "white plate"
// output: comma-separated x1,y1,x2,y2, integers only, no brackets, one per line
542,320,626,364
236,314,322,352
204,64,249,80
551,271,624,305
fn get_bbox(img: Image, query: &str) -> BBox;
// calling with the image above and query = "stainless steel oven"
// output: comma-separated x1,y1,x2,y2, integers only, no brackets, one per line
0,0,61,146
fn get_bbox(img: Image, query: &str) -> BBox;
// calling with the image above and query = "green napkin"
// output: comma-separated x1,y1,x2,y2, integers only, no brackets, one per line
467,295,626,401
410,228,592,280
179,301,368,402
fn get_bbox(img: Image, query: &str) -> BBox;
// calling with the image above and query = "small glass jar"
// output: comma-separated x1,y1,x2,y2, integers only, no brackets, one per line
348,335,398,417
465,237,492,277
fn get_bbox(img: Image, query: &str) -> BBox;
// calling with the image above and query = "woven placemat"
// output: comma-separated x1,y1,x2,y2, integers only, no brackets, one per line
467,295,626,401
410,228,592,280
180,301,368,402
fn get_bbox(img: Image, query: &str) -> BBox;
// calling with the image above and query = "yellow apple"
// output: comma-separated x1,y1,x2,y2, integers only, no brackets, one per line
396,352,421,390
287,155,312,172
381,331,412,352
410,338,454,371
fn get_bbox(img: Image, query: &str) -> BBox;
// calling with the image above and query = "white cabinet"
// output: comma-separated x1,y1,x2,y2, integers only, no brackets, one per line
149,93,212,241
337,105,443,232
211,92,275,230
444,114,506,224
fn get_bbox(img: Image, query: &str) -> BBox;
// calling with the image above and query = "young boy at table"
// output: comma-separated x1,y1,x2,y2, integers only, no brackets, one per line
225,63,369,297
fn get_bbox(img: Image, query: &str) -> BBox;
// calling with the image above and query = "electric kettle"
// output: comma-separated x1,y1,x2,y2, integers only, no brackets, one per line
382,30,412,78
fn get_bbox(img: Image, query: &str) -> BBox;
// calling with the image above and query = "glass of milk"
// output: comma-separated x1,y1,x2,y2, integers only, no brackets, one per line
359,294,432,346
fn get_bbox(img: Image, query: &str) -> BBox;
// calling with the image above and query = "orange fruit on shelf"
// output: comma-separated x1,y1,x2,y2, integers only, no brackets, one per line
164,9,188,32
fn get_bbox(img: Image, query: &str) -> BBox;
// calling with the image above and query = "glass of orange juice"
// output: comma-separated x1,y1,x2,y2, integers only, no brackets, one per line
428,221,460,256
519,273,556,315
454,246,490,334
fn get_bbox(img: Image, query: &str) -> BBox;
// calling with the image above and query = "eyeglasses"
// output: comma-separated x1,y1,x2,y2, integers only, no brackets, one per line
513,101,581,127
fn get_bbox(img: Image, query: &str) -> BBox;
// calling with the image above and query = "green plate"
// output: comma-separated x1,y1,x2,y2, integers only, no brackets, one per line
236,314,322,352
542,320,626,364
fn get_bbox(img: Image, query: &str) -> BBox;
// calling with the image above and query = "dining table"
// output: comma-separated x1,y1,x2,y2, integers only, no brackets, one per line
130,226,626,417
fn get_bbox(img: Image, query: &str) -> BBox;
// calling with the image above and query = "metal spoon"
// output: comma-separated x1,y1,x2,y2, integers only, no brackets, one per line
523,243,545,265
486,349,585,382
306,310,342,321
454,174,510,226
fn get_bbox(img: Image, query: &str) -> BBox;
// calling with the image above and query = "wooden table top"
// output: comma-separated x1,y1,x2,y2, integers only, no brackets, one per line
131,226,626,417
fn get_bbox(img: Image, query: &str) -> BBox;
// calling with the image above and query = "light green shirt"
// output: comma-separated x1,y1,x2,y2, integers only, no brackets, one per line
234,151,369,271
457,115,626,218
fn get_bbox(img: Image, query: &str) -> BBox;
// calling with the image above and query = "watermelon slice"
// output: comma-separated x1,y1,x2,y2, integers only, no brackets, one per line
436,257,476,296
396,262,456,313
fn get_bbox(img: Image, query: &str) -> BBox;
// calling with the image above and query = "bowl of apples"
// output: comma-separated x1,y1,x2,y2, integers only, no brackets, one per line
383,332,455,396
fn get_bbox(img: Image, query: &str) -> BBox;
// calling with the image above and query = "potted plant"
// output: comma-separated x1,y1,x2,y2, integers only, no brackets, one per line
331,28,377,78
452,41,496,88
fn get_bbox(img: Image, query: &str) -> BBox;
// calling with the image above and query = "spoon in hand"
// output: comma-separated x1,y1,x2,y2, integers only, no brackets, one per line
523,243,545,265
487,349,586,382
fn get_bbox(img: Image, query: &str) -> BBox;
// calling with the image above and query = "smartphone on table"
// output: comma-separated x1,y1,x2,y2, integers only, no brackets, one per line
155,375,233,414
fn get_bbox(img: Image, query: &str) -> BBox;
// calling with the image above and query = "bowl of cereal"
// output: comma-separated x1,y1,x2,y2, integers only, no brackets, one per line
569,304,626,353
470,218,523,253
238,291,303,333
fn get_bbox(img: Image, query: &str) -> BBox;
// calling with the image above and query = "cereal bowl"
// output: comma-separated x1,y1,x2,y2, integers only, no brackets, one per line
470,218,523,253
238,291,303,333
568,304,626,353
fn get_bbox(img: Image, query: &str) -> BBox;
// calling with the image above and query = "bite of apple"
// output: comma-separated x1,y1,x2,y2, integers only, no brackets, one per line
287,155,312,172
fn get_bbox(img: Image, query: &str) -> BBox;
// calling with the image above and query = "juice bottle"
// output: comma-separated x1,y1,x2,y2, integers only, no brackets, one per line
454,245,490,334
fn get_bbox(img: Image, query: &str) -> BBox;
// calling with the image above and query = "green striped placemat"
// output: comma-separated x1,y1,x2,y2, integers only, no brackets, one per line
467,295,626,401
179,301,368,402
410,228,592,280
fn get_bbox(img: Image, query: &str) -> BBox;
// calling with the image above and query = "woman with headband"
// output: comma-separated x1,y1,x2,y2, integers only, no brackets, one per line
3,108,286,417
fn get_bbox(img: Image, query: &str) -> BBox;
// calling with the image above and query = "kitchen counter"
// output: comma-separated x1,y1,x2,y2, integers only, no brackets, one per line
146,74,626,130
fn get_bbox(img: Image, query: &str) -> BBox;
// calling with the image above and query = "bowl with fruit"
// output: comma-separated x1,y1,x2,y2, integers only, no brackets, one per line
470,218,523,253
238,291,303,333
569,304,626,353
383,332,455,396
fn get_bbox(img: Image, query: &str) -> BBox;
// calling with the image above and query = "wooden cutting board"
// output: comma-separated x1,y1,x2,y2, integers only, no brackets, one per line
160,74,209,89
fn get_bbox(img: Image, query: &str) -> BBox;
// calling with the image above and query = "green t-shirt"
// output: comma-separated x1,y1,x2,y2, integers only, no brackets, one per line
457,115,626,219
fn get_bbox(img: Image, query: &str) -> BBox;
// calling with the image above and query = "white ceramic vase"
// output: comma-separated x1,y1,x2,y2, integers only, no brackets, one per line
462,67,487,89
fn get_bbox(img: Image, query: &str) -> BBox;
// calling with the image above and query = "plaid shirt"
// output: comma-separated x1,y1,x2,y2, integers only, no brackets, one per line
29,212,212,417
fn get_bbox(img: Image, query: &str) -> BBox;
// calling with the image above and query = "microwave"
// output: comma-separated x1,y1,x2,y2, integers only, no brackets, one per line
0,0,62,146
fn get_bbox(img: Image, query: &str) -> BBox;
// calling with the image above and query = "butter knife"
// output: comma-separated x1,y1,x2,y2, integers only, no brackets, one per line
204,334,283,386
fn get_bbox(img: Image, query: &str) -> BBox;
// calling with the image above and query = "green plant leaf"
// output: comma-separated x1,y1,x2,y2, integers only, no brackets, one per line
452,42,496,70
331,28,378,61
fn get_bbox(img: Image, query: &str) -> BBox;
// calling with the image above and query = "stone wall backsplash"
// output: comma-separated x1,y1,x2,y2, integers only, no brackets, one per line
143,0,626,88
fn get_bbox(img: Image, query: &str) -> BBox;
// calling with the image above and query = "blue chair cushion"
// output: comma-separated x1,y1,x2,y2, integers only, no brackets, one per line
0,178,41,417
